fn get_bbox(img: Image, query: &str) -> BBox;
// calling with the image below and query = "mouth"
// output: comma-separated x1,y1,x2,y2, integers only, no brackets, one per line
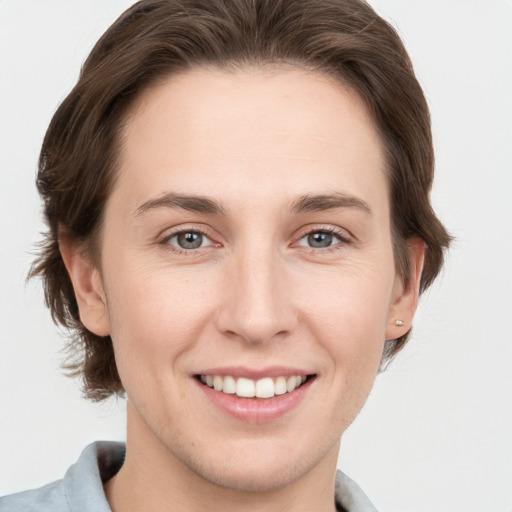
194,367,316,422
196,374,311,399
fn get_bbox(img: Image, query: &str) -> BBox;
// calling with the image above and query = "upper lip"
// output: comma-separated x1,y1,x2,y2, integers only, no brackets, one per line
194,366,314,380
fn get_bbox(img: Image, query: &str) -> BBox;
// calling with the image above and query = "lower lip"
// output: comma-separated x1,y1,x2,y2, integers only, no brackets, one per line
196,378,314,423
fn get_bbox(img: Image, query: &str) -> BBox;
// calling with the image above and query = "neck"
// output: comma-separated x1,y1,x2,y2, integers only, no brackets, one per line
104,403,339,512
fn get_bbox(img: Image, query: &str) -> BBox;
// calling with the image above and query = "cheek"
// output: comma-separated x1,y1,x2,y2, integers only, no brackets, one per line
302,263,392,332
103,259,217,377
298,265,392,373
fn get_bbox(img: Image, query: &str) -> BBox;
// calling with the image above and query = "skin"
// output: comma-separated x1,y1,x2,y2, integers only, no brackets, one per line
62,66,424,512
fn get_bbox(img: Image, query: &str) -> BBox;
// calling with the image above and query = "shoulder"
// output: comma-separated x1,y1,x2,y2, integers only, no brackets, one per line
0,480,68,512
0,441,125,512
0,480,71,512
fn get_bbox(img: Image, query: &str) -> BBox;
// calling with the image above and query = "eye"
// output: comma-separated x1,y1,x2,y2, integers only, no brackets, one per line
296,230,345,249
167,230,211,250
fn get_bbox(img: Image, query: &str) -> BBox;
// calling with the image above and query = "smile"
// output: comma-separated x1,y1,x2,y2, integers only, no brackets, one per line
199,375,308,399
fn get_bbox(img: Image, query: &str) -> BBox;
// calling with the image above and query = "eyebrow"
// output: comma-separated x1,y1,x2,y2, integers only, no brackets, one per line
135,192,228,216
134,191,372,217
290,192,372,216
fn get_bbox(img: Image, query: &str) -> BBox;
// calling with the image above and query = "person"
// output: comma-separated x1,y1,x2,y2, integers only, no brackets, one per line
0,0,451,511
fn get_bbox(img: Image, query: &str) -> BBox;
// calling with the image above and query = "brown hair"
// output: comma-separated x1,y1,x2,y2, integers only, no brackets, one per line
31,0,451,401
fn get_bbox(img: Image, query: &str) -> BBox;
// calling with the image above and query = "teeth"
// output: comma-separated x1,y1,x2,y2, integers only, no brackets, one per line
223,376,236,394
255,377,274,398
213,375,223,391
274,376,287,395
236,377,255,397
286,376,298,392
200,374,308,398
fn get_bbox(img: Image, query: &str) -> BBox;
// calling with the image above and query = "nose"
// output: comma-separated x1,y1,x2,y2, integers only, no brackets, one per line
215,247,297,345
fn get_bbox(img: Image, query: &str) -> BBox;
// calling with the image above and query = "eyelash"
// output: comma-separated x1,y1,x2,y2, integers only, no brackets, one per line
159,225,351,255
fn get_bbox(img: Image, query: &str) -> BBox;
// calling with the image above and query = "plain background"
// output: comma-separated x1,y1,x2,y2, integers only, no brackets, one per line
0,1,511,511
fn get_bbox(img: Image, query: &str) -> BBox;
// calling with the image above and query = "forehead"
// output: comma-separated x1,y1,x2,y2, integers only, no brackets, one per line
114,65,387,212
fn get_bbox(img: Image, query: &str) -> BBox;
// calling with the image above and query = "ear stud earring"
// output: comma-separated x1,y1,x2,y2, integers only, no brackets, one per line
394,319,404,326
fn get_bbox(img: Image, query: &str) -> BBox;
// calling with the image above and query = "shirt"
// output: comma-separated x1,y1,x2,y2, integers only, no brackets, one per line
0,442,378,511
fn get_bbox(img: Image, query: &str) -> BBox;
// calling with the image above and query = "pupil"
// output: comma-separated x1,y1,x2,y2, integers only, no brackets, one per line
308,232,332,248
178,232,202,249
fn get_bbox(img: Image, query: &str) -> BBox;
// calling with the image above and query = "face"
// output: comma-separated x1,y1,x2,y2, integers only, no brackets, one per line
71,66,418,492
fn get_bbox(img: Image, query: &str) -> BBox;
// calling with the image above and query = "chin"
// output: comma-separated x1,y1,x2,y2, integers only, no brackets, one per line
170,434,338,494
190,455,312,493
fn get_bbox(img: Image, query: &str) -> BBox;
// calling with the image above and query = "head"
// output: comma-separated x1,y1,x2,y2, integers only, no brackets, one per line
31,0,450,490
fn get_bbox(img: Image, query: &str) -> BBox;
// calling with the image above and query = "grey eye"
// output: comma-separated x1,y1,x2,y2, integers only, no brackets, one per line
306,231,336,248
174,231,206,249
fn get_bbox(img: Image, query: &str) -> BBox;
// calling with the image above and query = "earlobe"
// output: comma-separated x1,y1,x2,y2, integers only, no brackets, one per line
59,238,110,337
386,238,425,340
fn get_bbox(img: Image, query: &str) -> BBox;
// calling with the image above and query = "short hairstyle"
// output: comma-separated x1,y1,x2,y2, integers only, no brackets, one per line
31,0,451,401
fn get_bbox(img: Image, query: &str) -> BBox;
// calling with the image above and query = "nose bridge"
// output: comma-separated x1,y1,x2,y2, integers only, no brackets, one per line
216,240,295,344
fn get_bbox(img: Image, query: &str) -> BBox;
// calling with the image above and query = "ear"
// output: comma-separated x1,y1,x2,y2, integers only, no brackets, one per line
386,238,426,341
59,238,110,337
